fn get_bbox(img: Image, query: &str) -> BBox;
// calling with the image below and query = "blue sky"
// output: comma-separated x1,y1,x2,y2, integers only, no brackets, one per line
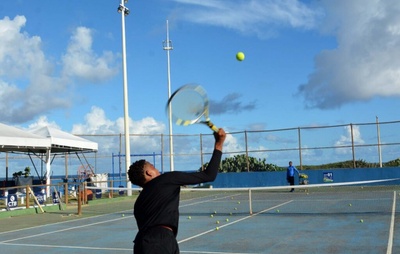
1,0,400,174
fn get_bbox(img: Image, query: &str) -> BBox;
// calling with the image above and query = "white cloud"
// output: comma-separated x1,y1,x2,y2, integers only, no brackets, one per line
171,0,322,38
224,132,243,155
72,106,115,135
298,0,400,108
0,16,120,124
335,125,364,155
0,16,44,77
26,115,60,130
72,106,166,154
0,16,70,123
62,27,119,82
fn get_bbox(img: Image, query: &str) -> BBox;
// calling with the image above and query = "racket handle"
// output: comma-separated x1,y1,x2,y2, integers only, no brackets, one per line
206,121,219,132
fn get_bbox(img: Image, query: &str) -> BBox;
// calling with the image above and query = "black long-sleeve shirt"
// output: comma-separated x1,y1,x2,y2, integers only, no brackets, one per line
133,149,222,238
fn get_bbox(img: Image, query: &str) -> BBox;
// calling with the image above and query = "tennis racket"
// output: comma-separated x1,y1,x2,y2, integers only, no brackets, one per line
167,84,219,132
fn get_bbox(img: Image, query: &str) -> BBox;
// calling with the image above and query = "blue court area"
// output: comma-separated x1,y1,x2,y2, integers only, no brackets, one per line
0,184,399,254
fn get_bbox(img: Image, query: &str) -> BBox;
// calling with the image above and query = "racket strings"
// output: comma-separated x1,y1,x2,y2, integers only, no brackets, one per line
169,88,208,125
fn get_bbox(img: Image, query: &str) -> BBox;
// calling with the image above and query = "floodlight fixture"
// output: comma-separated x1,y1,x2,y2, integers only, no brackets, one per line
117,4,124,13
117,4,130,16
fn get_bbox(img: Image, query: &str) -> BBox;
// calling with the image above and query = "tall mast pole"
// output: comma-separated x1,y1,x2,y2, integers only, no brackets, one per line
163,20,174,171
118,0,132,194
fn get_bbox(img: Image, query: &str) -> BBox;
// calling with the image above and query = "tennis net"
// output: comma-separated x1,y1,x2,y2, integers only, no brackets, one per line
82,178,400,216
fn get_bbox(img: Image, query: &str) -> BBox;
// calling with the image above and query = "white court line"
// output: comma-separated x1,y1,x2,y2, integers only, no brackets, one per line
1,215,129,243
386,191,396,254
185,178,400,191
0,194,233,244
0,209,132,236
0,193,252,253
0,242,131,252
178,200,293,244
181,251,257,254
180,194,241,208
0,242,255,254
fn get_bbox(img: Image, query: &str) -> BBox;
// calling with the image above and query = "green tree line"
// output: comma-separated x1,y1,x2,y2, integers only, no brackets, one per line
200,155,400,173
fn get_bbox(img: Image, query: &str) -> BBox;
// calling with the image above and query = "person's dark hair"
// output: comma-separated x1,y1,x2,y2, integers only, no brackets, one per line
128,159,147,187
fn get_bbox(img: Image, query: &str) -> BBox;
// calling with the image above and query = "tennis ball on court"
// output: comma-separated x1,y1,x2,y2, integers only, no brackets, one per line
360,219,364,223
214,211,217,214
216,227,219,230
210,214,214,218
188,216,191,219
237,201,241,204
234,207,237,210
226,218,229,222
236,52,245,61
276,209,280,213
216,220,220,224
349,203,352,207
230,212,233,215
122,214,125,217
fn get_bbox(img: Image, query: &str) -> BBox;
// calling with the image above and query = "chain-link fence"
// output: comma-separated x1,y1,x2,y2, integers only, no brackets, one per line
1,120,400,178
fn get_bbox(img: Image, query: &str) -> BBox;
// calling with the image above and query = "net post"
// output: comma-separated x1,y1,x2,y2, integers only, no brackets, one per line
64,183,68,206
83,181,88,204
25,185,29,209
77,185,82,216
110,180,114,198
248,188,253,215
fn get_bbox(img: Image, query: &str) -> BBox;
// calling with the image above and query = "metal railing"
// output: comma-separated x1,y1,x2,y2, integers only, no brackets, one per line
1,120,399,177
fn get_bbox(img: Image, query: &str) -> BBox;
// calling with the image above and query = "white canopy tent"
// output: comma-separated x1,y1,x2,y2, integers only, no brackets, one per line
0,123,98,197
0,123,51,181
0,123,51,154
30,126,98,196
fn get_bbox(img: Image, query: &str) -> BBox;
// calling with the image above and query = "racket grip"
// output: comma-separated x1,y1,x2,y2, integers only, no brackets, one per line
206,121,219,132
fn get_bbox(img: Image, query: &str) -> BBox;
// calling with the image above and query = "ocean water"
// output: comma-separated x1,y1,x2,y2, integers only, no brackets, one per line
1,173,130,190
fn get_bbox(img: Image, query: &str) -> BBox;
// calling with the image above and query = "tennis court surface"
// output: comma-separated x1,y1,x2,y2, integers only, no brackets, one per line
1,182,400,254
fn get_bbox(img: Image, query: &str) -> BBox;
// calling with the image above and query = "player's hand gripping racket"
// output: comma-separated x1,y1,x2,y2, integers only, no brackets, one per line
167,84,219,132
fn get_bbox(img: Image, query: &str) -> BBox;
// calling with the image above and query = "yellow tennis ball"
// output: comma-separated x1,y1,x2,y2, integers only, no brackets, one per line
236,52,245,61
210,214,214,218
216,227,219,230
226,218,229,222
360,219,364,223
216,220,220,224
188,216,191,219
122,214,125,217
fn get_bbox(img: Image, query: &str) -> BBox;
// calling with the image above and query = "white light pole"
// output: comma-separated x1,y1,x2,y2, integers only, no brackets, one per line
163,20,174,171
376,116,382,168
117,0,132,195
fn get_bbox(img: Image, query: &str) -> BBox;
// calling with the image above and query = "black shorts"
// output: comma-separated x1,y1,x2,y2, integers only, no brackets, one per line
134,226,179,254
287,176,295,185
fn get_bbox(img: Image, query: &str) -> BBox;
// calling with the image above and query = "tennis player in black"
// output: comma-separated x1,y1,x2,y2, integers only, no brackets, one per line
128,128,226,254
